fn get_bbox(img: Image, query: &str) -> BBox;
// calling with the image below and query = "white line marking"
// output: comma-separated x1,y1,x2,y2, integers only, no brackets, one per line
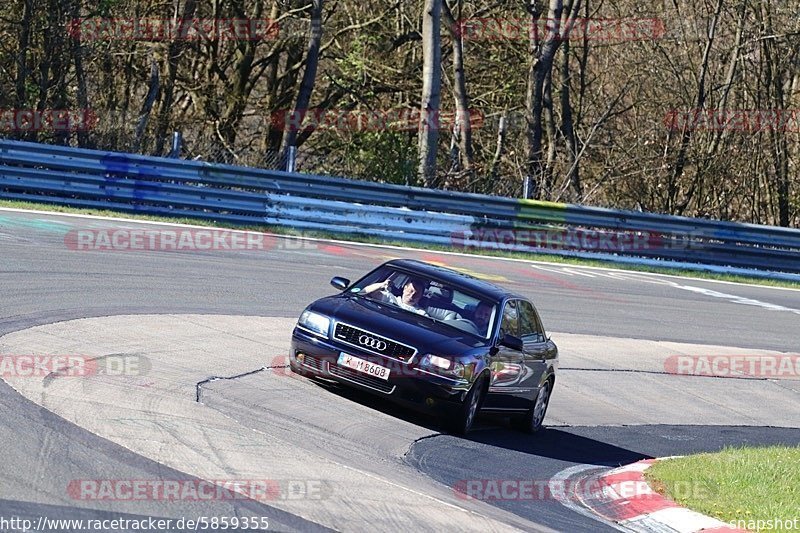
526,258,800,291
531,265,575,276
602,272,675,285
674,283,800,315
583,270,623,279
532,262,800,314
560,268,596,278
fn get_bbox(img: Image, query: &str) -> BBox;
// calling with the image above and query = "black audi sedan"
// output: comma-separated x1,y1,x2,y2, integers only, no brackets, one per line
289,259,558,434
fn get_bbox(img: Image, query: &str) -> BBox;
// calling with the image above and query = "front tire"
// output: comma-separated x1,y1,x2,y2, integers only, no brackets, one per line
446,377,487,435
512,379,552,434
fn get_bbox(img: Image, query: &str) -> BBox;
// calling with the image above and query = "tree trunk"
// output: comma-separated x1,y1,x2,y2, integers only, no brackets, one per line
762,36,791,227
14,0,34,141
442,0,473,186
524,0,565,199
261,0,284,161
133,59,160,153
48,0,70,146
69,0,91,148
490,114,508,187
559,0,583,201
154,0,198,155
281,0,324,168
417,0,442,188
543,69,557,197
668,0,724,214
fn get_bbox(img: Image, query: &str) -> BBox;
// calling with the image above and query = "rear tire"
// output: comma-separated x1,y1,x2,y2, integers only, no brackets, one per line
512,379,552,434
446,377,487,435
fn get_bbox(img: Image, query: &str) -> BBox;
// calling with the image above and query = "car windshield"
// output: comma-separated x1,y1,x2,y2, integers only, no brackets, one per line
348,266,497,339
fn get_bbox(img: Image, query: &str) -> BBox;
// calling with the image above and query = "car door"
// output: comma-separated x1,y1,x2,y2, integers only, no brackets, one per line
518,300,552,403
483,299,529,410
530,301,558,364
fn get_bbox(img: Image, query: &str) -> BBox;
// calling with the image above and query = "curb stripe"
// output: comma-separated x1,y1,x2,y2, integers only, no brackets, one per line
582,458,749,533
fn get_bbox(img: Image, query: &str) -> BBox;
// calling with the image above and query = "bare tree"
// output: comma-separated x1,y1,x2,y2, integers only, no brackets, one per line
523,0,573,199
558,0,583,201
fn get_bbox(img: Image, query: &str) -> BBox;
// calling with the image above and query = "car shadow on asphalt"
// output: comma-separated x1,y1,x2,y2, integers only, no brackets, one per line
311,379,650,466
465,425,652,466
312,379,444,432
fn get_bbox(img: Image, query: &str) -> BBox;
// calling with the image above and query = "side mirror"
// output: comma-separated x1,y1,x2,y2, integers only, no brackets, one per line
330,276,350,291
500,334,524,352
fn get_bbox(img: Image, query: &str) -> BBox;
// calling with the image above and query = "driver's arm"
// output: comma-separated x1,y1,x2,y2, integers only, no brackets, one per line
363,279,390,295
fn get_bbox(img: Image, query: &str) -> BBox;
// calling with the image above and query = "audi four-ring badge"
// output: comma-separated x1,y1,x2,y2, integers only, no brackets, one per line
359,335,387,351
289,259,559,434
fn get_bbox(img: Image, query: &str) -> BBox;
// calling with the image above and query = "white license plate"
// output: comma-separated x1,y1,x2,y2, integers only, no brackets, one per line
337,353,391,380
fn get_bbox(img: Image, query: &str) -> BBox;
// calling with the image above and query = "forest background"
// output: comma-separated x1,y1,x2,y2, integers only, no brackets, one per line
2,0,798,226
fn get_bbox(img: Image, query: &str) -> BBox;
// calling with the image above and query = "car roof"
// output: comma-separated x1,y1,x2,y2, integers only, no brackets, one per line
383,259,524,302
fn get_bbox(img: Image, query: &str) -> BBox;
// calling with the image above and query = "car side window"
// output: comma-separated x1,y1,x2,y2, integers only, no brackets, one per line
519,300,545,343
499,300,519,339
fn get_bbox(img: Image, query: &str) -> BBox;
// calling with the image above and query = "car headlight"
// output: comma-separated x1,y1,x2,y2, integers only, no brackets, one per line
297,310,331,338
419,354,472,379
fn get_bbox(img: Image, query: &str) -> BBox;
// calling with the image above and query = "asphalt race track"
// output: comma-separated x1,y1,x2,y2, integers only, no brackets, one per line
1,208,799,532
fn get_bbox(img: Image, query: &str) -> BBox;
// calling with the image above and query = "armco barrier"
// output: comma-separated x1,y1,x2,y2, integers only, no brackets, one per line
1,139,799,274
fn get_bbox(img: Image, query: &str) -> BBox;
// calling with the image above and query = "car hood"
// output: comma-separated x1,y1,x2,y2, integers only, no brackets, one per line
307,295,488,356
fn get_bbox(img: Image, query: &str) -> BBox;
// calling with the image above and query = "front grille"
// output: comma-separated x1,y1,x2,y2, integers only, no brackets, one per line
328,364,395,394
301,354,325,372
333,323,417,362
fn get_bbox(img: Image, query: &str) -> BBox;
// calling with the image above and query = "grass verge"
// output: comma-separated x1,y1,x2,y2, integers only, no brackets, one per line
1,198,798,289
645,446,800,531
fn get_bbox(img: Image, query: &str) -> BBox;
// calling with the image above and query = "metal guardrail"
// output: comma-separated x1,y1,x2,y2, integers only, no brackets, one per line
1,139,799,274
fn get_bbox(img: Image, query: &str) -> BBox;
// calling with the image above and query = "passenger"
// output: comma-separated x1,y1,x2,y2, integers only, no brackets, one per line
472,302,494,335
363,276,430,316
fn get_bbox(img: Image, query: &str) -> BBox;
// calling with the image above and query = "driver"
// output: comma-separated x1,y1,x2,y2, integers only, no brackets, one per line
363,276,430,316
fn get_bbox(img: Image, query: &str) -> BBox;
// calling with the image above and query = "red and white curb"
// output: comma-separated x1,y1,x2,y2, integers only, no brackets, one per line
579,458,746,533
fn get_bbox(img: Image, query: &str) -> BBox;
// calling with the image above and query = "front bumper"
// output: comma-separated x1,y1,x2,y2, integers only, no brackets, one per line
290,327,471,414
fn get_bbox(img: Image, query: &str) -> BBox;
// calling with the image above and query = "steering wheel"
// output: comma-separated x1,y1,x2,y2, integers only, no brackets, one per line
449,318,480,335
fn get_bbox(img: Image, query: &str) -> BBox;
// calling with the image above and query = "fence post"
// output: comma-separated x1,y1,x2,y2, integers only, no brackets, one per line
168,131,182,158
286,145,297,173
